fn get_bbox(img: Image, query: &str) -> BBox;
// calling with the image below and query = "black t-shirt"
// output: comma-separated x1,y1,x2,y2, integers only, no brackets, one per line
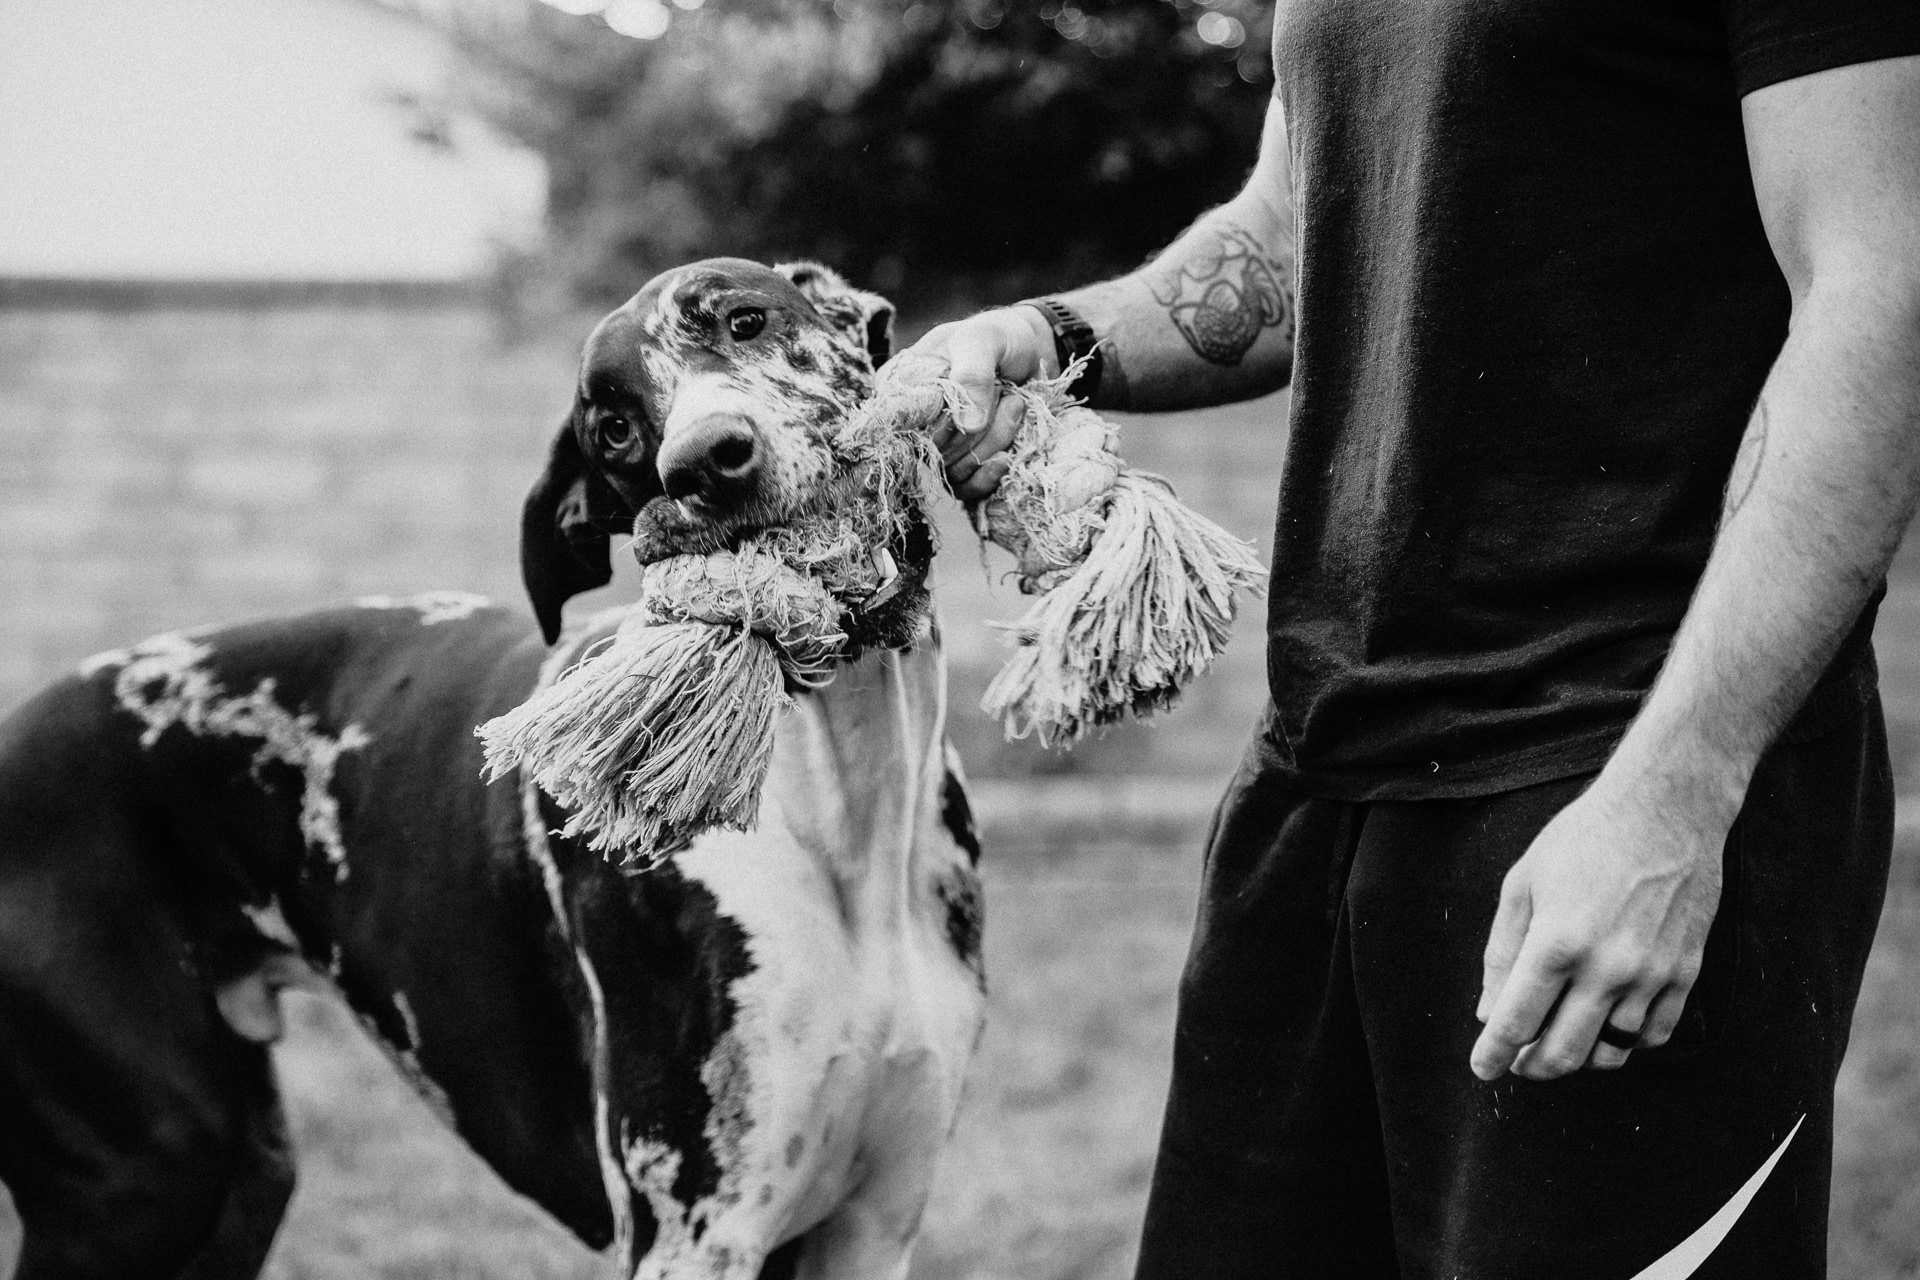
1263,0,1920,799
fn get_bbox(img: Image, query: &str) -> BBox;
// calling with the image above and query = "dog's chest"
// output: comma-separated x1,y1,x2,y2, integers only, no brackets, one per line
547,641,985,1270
666,819,984,1218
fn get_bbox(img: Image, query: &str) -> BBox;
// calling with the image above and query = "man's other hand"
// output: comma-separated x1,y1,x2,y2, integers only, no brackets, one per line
1470,773,1729,1081
899,305,1055,502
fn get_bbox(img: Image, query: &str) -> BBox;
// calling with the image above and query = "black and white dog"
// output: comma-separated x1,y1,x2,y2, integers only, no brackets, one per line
0,260,987,1280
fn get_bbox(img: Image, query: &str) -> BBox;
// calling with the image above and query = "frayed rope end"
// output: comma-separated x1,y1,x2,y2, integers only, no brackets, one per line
478,620,789,862
981,470,1267,745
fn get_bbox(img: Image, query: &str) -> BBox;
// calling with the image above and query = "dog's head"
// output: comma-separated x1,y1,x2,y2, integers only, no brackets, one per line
520,258,898,644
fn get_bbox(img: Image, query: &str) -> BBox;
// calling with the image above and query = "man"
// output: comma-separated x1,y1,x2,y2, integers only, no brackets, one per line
902,4,1920,1276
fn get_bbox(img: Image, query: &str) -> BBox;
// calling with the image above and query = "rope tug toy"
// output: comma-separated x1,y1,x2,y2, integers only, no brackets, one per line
478,352,1265,861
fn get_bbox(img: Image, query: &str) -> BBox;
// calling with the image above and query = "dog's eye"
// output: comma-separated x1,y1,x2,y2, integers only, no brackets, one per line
727,308,767,341
597,413,635,450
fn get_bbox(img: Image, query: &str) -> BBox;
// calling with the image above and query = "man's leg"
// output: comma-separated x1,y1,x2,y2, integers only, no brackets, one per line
1135,748,1400,1279
1348,700,1894,1279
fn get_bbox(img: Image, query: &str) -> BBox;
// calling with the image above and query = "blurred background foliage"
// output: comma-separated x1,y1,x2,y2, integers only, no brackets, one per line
441,0,1274,312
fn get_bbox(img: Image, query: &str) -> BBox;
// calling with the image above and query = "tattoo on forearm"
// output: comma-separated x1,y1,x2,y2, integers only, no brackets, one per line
1146,222,1294,367
1723,400,1769,520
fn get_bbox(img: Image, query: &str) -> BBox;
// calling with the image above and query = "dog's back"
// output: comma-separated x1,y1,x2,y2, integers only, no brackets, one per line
0,597,632,1275
0,594,985,1279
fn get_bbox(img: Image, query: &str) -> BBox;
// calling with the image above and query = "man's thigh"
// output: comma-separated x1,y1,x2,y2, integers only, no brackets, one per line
1135,749,1400,1280
1350,702,1893,1279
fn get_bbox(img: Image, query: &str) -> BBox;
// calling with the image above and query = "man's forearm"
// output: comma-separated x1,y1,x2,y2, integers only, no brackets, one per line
1602,274,1920,813
1054,199,1297,412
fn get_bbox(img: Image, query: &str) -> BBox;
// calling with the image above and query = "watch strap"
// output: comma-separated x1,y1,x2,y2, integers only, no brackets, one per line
1021,296,1103,404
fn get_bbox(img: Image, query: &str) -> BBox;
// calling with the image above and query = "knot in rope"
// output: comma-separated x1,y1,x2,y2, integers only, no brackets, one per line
638,548,848,686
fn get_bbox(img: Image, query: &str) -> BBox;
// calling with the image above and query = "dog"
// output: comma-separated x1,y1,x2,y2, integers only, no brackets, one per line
0,259,988,1280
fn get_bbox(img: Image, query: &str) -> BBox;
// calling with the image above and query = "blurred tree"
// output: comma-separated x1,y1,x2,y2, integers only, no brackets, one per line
442,0,1272,311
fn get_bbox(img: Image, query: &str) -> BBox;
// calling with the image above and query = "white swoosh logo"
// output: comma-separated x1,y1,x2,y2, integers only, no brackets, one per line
1629,1115,1804,1280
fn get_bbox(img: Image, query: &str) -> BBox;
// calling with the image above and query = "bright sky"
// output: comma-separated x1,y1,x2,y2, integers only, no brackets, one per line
0,0,544,279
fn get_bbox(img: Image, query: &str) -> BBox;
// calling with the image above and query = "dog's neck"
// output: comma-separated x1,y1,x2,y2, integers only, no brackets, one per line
755,622,951,930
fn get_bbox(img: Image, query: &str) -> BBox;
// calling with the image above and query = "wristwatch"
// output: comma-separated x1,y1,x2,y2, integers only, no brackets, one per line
1021,296,1103,404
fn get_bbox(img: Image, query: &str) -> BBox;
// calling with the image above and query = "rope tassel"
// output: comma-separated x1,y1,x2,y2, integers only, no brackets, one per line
939,365,1268,745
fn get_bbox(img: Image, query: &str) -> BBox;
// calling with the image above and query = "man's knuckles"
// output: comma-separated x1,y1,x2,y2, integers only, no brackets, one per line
1527,929,1592,972
1589,944,1661,990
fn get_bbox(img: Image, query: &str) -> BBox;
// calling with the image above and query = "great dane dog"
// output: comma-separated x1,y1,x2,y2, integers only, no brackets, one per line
0,260,988,1280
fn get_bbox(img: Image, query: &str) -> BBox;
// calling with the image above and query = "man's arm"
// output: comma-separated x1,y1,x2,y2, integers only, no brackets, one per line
1471,53,1920,1082
906,96,1297,500
1050,96,1297,412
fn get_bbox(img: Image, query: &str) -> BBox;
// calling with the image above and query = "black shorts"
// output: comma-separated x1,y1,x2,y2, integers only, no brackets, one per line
1136,695,1894,1280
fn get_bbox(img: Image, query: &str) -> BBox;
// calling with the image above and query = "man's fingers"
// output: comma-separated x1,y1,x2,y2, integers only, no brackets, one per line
938,387,1021,465
1470,940,1569,1081
1587,1040,1632,1071
1514,987,1626,1080
940,384,1025,500
938,418,978,468
1585,988,1653,1071
955,456,1011,504
946,331,1007,437
1638,983,1692,1048
980,391,1026,456
1477,874,1532,1022
900,305,1049,503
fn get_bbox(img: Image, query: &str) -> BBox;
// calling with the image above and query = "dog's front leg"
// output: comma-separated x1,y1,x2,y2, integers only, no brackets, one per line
788,1203,919,1280
784,1070,970,1280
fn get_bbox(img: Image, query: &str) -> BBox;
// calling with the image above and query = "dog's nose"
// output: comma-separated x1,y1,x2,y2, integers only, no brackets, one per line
658,413,762,507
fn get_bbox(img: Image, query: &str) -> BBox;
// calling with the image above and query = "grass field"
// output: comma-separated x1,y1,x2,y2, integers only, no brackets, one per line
2,319,1917,1277
4,823,1912,1279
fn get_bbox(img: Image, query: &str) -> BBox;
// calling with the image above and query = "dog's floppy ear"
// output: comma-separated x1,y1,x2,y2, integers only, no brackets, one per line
776,260,896,369
520,420,615,645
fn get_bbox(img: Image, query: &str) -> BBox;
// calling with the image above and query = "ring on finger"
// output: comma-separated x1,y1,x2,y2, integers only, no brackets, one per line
1595,1022,1640,1051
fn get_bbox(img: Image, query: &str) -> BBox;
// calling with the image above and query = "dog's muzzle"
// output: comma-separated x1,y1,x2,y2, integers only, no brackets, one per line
658,412,763,511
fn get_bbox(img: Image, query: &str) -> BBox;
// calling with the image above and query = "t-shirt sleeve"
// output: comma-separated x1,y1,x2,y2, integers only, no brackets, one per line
1723,0,1920,97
